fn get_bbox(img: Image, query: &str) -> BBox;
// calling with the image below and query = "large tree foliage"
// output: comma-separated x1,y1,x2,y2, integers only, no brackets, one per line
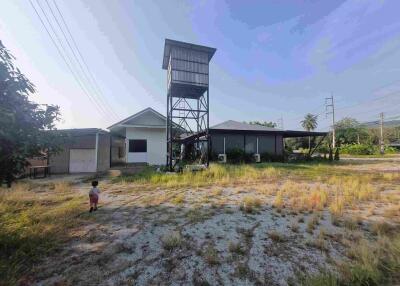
335,117,369,145
0,41,61,186
248,121,277,128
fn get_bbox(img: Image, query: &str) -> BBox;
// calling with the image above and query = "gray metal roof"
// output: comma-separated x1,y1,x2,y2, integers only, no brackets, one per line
52,128,109,135
107,107,166,130
162,39,217,70
210,120,282,132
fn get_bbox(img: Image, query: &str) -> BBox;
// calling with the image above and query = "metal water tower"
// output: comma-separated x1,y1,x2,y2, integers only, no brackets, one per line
162,39,216,170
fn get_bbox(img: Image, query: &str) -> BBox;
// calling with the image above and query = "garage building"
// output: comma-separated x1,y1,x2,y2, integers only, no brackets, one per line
49,129,111,174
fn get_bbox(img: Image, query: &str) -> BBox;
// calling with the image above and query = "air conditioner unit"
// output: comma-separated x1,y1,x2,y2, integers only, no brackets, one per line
253,153,261,163
218,154,227,163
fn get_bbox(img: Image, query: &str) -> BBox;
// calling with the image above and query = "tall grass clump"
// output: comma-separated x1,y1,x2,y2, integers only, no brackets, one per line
299,235,400,286
240,195,262,213
0,183,86,285
115,163,289,188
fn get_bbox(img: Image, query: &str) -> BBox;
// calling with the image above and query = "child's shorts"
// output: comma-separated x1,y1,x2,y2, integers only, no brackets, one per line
89,194,98,204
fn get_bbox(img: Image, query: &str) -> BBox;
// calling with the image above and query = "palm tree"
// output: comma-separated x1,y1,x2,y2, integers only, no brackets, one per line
301,113,318,151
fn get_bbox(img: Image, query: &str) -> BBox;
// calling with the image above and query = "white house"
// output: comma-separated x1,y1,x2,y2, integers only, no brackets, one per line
108,108,167,165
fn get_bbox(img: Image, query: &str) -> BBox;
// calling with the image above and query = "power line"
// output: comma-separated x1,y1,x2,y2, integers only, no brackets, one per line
37,0,116,120
31,0,108,119
335,90,400,112
29,0,112,121
44,0,119,121
49,0,119,121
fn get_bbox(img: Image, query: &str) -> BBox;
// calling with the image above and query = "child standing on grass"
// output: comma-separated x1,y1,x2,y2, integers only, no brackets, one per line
89,180,100,213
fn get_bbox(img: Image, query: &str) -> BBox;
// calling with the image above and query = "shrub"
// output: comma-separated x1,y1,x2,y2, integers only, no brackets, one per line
203,245,219,265
161,231,182,251
226,148,253,164
260,152,284,162
340,144,376,155
228,241,245,255
240,196,262,213
385,146,398,154
334,148,340,160
268,230,286,242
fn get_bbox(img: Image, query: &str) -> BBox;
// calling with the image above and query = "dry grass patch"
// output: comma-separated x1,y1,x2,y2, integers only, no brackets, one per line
202,245,219,265
210,188,223,197
268,230,286,242
383,205,400,219
302,233,400,285
186,207,212,223
273,191,284,210
307,214,320,233
329,195,345,217
370,221,396,236
240,195,262,213
228,241,246,256
171,193,185,205
290,221,300,233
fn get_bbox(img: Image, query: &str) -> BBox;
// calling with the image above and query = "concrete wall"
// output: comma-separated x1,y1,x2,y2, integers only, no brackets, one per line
97,133,110,172
49,147,70,174
111,137,126,166
210,133,283,156
125,127,166,165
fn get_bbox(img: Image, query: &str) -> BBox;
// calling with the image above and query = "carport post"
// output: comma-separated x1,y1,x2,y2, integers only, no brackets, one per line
256,137,259,154
223,137,226,154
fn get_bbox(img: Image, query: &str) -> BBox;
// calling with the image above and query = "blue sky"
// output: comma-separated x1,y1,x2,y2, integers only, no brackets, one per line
1,0,400,130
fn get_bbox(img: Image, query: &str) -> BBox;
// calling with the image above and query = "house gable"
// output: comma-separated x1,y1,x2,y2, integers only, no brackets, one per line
108,108,166,130
124,110,165,126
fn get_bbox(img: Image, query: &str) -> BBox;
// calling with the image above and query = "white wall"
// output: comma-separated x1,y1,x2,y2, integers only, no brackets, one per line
125,127,166,165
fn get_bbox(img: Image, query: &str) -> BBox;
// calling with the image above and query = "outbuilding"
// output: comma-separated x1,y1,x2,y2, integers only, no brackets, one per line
49,128,110,173
209,120,284,157
209,120,327,159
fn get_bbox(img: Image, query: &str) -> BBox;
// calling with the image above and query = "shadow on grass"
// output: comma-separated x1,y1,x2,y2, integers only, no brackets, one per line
24,195,400,286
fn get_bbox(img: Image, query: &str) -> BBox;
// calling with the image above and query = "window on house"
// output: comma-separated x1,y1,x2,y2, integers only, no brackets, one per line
129,139,147,153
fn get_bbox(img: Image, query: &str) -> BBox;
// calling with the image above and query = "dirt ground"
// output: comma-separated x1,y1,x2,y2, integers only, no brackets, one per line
31,160,400,286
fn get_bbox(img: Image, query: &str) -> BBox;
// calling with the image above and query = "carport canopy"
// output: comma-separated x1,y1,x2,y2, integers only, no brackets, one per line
282,130,328,138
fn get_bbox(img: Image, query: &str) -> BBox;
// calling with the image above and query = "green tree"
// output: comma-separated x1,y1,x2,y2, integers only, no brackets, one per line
0,41,62,186
301,113,318,150
335,117,369,145
248,121,277,128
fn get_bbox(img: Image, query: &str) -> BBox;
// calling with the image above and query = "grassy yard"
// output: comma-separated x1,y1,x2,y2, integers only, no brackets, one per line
1,161,400,285
0,181,88,285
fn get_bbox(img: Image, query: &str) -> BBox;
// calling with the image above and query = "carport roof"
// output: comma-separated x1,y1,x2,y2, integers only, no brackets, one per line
282,130,327,138
52,128,109,135
209,120,327,138
211,120,282,132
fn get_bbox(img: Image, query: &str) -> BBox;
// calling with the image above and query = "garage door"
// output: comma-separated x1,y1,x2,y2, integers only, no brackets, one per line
69,149,96,173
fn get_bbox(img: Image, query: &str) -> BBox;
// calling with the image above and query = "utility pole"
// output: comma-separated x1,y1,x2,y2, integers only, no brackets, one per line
380,112,384,155
325,94,335,148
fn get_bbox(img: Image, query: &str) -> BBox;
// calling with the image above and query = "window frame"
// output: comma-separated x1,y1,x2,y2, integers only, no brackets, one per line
128,139,147,153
